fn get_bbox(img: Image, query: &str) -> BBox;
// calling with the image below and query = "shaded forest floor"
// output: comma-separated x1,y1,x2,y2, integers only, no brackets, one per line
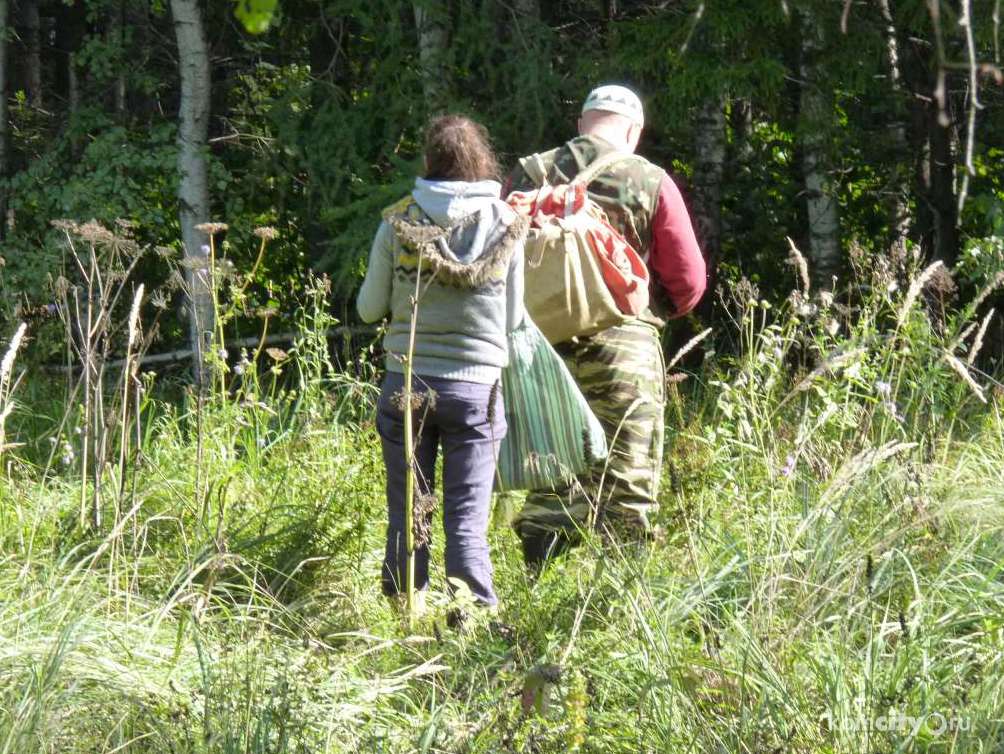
2,263,1004,753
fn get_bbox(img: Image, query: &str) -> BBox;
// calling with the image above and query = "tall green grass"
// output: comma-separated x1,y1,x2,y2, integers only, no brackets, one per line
1,231,1002,752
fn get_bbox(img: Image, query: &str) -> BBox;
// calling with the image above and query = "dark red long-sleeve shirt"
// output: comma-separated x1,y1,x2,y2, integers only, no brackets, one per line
649,174,706,318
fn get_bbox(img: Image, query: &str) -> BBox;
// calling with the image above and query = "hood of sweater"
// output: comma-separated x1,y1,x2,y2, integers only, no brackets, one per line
411,178,509,264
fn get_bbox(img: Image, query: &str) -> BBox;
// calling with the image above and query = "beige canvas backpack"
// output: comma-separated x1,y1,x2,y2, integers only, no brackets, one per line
509,151,650,345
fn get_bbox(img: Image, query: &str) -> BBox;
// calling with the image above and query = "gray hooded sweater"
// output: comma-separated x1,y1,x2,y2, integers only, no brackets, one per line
357,178,527,384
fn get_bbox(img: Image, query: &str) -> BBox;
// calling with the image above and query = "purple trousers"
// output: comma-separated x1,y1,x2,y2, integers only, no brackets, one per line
376,372,506,607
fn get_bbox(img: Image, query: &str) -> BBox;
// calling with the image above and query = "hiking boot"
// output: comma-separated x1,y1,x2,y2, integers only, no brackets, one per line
519,529,577,572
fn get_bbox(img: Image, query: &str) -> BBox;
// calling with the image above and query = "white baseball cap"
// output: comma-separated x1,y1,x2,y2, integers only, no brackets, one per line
581,85,644,126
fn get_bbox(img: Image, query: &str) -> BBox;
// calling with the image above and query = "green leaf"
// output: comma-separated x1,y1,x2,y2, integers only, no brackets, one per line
234,0,277,35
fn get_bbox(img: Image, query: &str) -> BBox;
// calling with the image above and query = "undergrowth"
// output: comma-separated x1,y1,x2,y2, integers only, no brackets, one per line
0,226,1002,753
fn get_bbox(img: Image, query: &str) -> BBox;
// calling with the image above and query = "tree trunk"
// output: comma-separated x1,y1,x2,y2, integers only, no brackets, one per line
875,0,912,245
799,13,841,288
692,96,725,273
19,0,42,107
110,0,127,117
54,0,85,114
929,103,958,264
0,0,8,241
170,0,213,388
413,0,449,110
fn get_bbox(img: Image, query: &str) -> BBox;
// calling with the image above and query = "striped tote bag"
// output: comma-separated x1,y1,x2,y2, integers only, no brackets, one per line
496,317,608,491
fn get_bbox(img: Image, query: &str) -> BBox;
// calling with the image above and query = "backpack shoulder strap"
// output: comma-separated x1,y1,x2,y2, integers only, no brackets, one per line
571,150,640,188
518,153,551,188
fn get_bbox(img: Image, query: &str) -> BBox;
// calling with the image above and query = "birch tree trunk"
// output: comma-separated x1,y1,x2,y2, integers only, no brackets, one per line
170,0,213,388
875,0,912,245
0,0,8,241
799,12,841,289
413,0,449,110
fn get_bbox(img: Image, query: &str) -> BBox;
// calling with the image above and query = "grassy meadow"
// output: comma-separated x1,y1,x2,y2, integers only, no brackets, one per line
1,240,1003,753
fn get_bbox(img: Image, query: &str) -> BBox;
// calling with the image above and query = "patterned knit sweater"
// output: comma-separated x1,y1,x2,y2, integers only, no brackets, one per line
357,178,528,384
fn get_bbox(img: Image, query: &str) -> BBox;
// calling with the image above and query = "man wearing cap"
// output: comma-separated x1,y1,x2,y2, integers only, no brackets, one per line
506,84,707,567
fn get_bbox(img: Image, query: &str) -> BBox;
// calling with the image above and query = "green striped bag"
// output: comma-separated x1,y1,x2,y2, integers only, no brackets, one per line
496,317,608,491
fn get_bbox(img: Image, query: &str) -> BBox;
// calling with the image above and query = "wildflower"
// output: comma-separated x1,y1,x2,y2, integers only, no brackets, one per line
882,400,904,423
199,244,211,256
253,226,279,241
874,380,892,399
780,454,796,477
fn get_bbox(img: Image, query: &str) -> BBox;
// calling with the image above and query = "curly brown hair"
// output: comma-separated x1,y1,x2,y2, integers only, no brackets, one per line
423,114,500,183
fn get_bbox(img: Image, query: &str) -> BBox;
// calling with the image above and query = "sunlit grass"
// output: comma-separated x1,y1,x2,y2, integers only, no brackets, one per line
1,241,1003,752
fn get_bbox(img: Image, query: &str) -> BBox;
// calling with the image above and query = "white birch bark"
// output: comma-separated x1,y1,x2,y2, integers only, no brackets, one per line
170,0,213,387
875,0,912,243
0,0,7,239
413,0,449,109
800,12,841,288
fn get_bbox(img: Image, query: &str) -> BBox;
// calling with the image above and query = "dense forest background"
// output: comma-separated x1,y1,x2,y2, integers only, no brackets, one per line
1,0,1002,361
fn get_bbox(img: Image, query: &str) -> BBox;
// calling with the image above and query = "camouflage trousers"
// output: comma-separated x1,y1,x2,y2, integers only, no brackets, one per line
513,319,665,540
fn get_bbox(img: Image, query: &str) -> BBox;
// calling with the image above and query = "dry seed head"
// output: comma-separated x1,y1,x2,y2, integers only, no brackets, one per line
150,290,170,310
253,226,279,241
786,236,811,295
53,276,71,297
76,220,117,246
194,222,229,236
1,323,28,386
968,308,995,365
949,321,979,353
666,327,712,371
166,270,187,291
821,441,917,505
50,219,80,234
970,270,1004,313
897,260,944,326
179,256,209,271
942,352,987,403
412,492,437,547
127,285,144,349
